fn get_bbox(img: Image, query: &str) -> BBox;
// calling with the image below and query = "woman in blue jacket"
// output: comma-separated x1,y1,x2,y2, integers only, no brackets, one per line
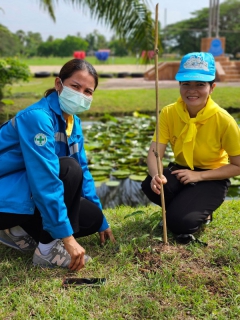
0,59,115,271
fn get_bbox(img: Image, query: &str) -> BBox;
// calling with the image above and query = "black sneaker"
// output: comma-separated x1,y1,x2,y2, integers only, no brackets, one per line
175,234,208,246
175,234,196,244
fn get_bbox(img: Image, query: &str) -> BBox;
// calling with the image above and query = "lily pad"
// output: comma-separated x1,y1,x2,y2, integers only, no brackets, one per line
89,165,112,172
111,170,131,176
105,181,120,187
84,143,102,151
230,178,240,186
95,181,104,188
129,174,146,181
90,171,110,177
92,175,109,181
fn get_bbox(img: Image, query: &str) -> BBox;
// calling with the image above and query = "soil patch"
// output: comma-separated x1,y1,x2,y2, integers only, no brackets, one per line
134,243,228,296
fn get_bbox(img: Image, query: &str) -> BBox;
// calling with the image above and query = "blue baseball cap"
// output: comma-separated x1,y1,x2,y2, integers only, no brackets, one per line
175,52,216,82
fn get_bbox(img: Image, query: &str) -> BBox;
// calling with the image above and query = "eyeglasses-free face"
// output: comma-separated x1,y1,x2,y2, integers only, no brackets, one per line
179,81,216,116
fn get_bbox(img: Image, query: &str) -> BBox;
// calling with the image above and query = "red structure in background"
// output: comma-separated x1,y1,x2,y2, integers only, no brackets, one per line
141,51,155,59
73,51,86,59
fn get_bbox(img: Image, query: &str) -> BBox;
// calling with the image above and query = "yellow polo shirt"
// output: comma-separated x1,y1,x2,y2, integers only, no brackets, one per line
153,97,240,169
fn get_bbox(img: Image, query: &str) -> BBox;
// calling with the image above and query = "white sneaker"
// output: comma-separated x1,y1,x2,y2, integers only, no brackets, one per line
33,240,92,268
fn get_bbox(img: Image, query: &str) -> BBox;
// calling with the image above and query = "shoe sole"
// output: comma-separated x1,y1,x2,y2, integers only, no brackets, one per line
0,238,25,253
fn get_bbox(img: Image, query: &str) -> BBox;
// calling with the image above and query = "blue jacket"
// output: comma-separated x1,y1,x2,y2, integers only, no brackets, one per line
0,92,109,239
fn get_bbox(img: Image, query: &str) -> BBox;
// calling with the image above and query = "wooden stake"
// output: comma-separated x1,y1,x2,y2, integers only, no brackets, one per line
154,3,168,244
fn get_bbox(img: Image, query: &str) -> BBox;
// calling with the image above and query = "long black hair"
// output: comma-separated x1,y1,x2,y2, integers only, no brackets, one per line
44,59,98,97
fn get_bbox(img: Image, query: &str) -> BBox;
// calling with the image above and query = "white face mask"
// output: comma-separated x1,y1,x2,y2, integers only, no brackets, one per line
58,80,93,115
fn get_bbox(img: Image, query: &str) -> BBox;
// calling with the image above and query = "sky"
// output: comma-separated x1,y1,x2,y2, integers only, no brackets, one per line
0,0,224,41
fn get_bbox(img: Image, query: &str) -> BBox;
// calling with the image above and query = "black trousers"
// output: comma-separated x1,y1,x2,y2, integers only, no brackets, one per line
0,157,103,243
141,162,230,235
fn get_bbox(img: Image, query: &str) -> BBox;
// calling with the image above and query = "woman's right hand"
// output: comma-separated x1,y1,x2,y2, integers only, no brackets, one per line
150,174,167,195
62,235,86,271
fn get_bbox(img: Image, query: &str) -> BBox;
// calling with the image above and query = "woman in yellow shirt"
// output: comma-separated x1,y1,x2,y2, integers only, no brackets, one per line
141,52,240,243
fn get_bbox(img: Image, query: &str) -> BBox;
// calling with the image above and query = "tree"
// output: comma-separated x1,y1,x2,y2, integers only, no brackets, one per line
25,32,43,57
37,0,157,57
85,32,97,52
15,30,27,54
220,0,240,54
37,35,88,57
109,37,129,56
0,25,22,56
165,0,240,55
50,39,63,56
85,30,108,52
15,30,26,45
95,34,108,50
15,30,43,57
0,58,30,100
46,35,54,42
37,41,57,57
164,8,209,55
58,35,89,57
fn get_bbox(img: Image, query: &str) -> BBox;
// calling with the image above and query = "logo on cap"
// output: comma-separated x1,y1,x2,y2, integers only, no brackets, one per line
183,56,209,71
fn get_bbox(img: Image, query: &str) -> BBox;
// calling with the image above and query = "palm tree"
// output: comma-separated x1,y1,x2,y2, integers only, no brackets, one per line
38,0,158,54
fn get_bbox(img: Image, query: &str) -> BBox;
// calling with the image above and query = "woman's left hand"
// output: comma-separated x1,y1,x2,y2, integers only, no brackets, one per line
172,169,202,184
99,228,116,246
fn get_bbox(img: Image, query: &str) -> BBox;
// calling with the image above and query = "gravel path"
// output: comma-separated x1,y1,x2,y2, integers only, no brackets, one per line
30,65,240,89
29,64,154,74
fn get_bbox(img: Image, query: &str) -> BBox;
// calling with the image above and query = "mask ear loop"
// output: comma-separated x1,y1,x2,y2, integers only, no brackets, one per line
57,78,63,96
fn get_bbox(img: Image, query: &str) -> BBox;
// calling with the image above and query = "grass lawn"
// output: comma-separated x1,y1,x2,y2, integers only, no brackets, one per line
19,56,143,66
19,56,177,66
2,77,240,122
0,201,240,319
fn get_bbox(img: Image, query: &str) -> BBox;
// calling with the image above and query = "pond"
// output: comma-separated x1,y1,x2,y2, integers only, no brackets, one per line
96,177,240,209
81,113,240,208
96,177,150,209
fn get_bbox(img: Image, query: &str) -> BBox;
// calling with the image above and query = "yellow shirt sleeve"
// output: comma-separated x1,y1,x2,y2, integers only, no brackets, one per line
220,111,240,156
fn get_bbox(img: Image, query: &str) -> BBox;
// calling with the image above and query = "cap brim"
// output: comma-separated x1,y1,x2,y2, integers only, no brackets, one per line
175,73,215,82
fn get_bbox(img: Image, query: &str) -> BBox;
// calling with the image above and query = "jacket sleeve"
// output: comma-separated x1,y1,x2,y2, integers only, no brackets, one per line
16,108,73,239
